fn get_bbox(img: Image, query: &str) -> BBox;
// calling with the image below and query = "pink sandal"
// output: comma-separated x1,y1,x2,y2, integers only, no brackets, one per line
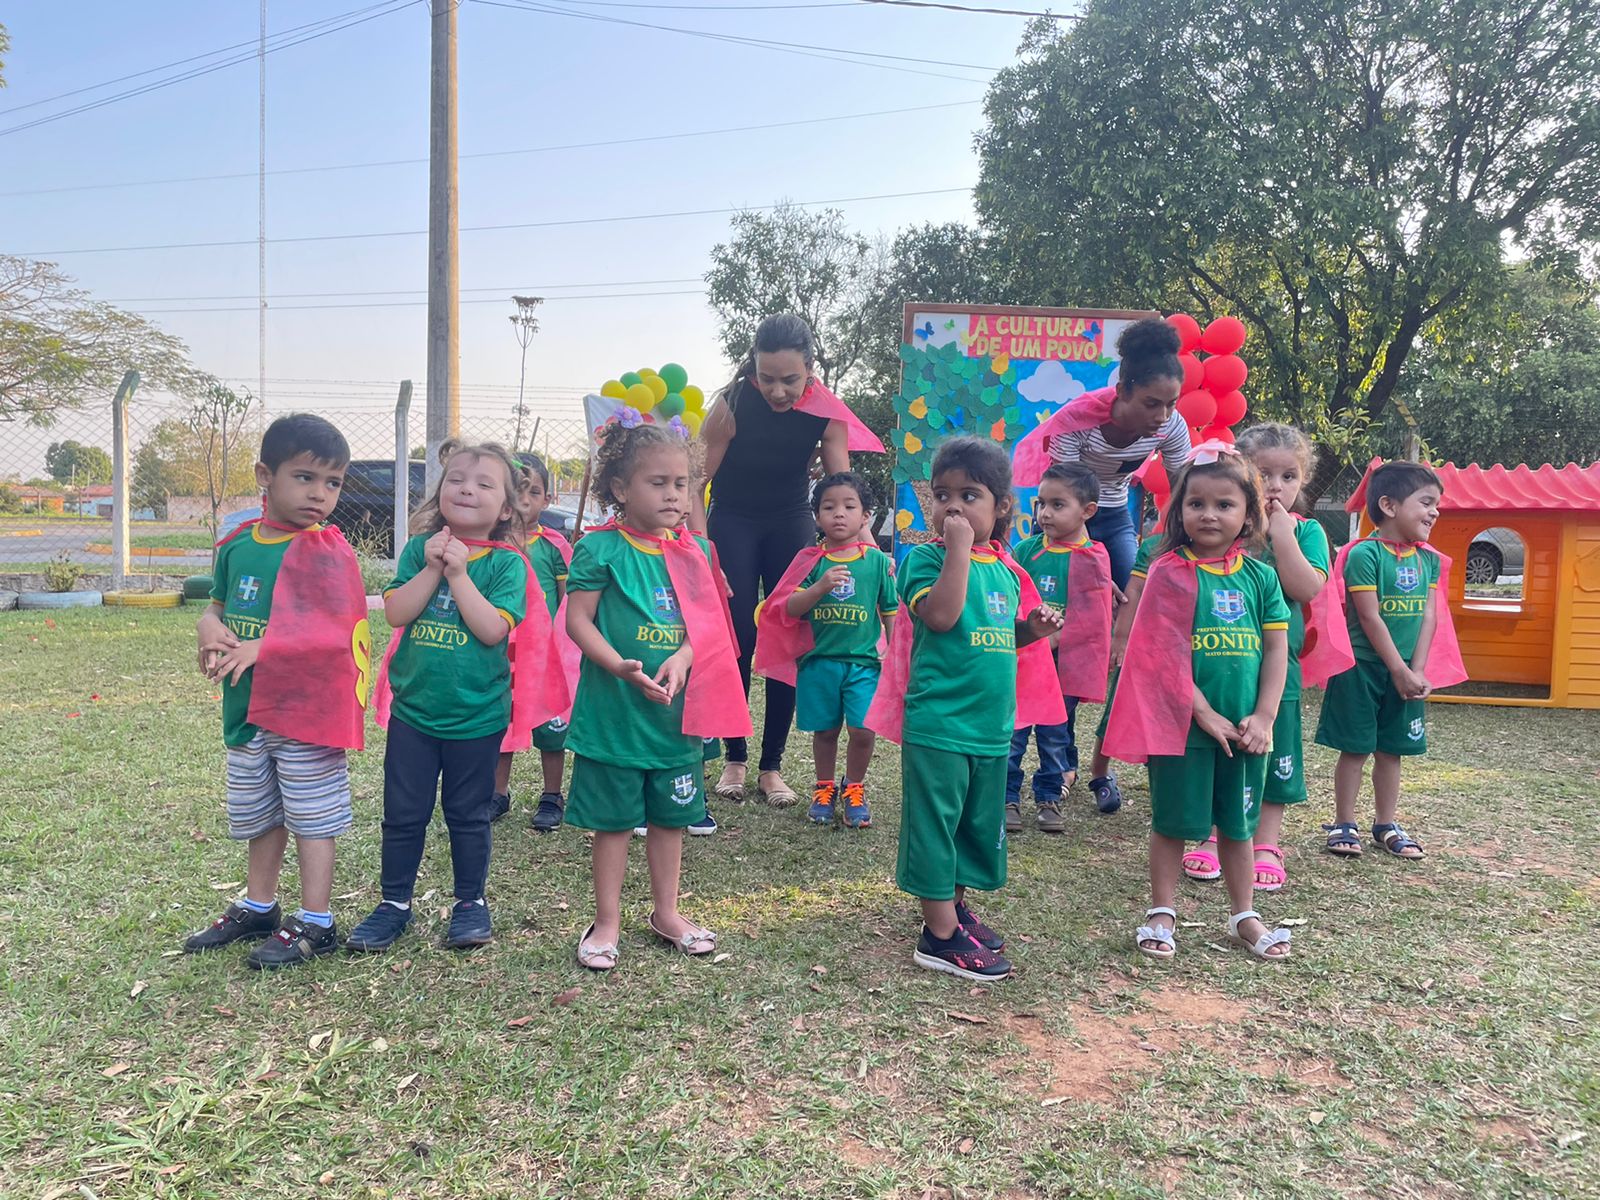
1182,836,1222,881
1252,844,1286,892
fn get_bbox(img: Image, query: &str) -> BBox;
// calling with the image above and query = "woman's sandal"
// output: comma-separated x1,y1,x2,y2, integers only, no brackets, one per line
1227,909,1292,961
647,911,717,956
757,773,799,808
1134,906,1177,961
575,923,619,971
1182,836,1223,881
713,764,748,801
1253,844,1287,892
1322,821,1363,857
1372,822,1425,859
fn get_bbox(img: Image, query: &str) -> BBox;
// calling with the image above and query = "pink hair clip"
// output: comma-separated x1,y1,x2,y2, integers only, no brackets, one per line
1189,439,1240,466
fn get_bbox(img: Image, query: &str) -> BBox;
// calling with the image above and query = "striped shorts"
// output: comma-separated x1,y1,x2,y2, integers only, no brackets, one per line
225,731,353,841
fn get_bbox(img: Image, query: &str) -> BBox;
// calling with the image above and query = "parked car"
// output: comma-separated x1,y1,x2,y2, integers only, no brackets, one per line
334,460,427,555
1465,527,1524,584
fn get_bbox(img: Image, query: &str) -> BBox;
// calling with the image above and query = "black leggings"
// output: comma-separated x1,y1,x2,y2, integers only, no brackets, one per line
708,505,815,773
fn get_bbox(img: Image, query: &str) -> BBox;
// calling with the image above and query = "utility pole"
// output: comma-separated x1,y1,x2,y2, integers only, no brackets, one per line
509,295,543,452
258,0,268,410
425,0,460,492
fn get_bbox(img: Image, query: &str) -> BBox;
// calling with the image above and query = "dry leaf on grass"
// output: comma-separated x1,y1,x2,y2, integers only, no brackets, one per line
308,1031,331,1051
212,1006,236,1018
810,964,827,975
948,1011,989,1025
1041,1097,1068,1108
506,1015,536,1029
129,980,147,999
389,959,412,973
1308,1111,1326,1126
1137,1042,1162,1053
552,987,581,1007
396,1073,419,1091
370,1038,389,1053
318,1170,336,1185
101,1062,130,1078
957,1136,976,1154
208,881,240,891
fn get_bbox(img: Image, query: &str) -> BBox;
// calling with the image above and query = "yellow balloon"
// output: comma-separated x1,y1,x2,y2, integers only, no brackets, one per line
681,385,705,412
645,375,668,403
625,382,656,410
600,379,627,401
638,367,658,379
681,409,704,436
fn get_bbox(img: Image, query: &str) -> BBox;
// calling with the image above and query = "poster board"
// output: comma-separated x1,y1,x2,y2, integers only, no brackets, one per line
891,303,1158,558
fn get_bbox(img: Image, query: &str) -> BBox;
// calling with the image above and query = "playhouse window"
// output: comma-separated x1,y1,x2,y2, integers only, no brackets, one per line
1462,527,1525,609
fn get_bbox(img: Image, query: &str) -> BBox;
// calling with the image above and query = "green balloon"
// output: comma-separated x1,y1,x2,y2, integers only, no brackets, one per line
659,362,689,393
620,371,642,389
658,392,687,418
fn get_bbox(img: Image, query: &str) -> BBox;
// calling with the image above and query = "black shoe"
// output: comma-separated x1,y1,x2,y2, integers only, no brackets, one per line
954,900,1005,951
446,900,493,949
489,791,512,823
247,914,339,970
912,926,1013,981
531,791,565,833
1090,773,1123,814
184,900,280,953
344,903,413,952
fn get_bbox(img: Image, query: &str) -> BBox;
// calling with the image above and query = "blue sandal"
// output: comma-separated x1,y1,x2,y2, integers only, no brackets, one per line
1322,822,1362,857
1372,823,1424,859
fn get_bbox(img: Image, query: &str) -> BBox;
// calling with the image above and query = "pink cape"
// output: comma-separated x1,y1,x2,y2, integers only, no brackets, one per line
235,521,369,752
1302,536,1467,690
373,538,568,741
1103,546,1234,764
1289,514,1355,687
752,541,888,686
500,527,583,752
793,378,885,454
1012,385,1118,487
585,522,753,740
1036,538,1114,703
864,540,1066,745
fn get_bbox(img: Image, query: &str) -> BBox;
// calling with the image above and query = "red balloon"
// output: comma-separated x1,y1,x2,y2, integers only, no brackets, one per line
1176,388,1217,429
1167,313,1202,353
1178,352,1204,392
1201,353,1248,396
1213,389,1248,426
1200,316,1247,356
1198,423,1237,446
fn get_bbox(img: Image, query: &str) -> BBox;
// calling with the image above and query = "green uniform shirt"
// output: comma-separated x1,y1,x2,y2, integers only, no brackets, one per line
1344,539,1440,664
383,534,528,740
564,528,712,769
210,523,318,747
1251,516,1331,661
1012,531,1093,614
525,529,568,620
799,545,896,665
899,543,1020,756
1128,533,1165,581
1183,549,1291,747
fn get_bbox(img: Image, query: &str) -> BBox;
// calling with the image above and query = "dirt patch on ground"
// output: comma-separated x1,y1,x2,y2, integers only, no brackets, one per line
1448,839,1593,887
836,1135,895,1169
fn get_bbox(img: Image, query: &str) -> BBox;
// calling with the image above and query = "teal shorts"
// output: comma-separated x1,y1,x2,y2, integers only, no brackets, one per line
1315,659,1427,757
896,743,1008,900
566,755,705,832
1264,691,1305,805
1147,745,1268,843
795,657,880,732
531,716,569,753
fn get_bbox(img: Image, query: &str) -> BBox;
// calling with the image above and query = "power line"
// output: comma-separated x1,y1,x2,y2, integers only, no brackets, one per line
857,0,1077,17
101,277,706,303
131,287,705,315
15,185,971,256
0,100,977,197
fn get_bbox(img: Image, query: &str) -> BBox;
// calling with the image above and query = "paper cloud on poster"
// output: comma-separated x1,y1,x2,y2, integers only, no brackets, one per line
1018,361,1087,407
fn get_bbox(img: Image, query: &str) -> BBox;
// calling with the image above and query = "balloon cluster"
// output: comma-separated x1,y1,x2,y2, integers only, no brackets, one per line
598,363,706,437
1165,314,1248,447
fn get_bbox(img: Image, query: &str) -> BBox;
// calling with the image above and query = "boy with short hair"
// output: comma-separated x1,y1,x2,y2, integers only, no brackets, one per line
185,414,362,968
1008,462,1102,832
1315,462,1449,859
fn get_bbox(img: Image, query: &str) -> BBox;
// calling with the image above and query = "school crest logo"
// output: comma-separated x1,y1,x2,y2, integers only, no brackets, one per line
430,582,457,615
547,717,568,732
1395,564,1421,593
670,773,697,805
653,586,679,619
1243,784,1256,815
1274,755,1294,781
1038,575,1058,597
1408,717,1425,741
236,576,262,605
830,574,856,600
986,591,1011,618
1211,589,1246,624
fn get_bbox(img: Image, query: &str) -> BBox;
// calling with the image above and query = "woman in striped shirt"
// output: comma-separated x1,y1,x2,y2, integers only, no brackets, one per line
1048,319,1190,588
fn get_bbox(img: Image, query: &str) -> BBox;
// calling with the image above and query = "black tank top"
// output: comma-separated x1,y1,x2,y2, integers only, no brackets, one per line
710,380,830,518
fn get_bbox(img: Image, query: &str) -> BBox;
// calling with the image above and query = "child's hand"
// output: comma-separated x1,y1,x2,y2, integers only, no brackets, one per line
1392,665,1428,700
196,614,239,675
440,536,469,579
653,647,693,702
424,528,451,569
821,565,852,593
942,514,974,554
1024,603,1064,640
1194,707,1239,757
1266,498,1297,543
1409,669,1433,701
613,657,671,705
1235,712,1272,755
1110,634,1128,673
210,638,261,686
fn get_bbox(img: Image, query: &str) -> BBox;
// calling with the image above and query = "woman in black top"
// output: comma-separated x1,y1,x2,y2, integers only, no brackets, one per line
691,315,850,812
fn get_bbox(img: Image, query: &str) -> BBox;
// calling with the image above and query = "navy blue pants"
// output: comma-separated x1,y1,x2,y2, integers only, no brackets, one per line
380,716,501,904
1006,699,1080,803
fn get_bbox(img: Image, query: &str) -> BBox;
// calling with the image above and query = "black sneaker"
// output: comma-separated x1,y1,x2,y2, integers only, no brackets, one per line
344,903,413,952
446,900,493,949
954,900,1005,951
489,791,512,823
1090,773,1123,814
247,914,339,970
912,926,1013,981
531,792,565,833
688,806,717,836
184,901,280,953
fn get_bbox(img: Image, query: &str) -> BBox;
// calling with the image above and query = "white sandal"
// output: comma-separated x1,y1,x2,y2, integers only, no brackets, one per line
1134,906,1177,961
1228,910,1291,961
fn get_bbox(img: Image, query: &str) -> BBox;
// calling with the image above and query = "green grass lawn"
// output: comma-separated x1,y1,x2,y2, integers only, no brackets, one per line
1,608,1596,1199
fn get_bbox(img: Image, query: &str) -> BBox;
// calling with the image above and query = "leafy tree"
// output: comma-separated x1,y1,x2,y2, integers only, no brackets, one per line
0,256,207,425
975,0,1600,485
185,384,257,560
44,440,112,486
131,417,262,521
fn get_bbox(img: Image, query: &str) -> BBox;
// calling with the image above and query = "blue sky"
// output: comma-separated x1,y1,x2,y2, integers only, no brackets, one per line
2,0,1045,439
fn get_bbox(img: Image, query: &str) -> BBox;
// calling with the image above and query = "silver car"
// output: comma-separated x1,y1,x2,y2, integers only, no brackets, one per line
1465,527,1525,584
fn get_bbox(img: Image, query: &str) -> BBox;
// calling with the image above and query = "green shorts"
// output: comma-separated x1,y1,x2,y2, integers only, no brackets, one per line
1264,691,1305,805
896,743,1008,900
531,716,569,753
566,754,705,832
795,657,880,732
1094,668,1120,740
1315,659,1427,757
1147,745,1267,843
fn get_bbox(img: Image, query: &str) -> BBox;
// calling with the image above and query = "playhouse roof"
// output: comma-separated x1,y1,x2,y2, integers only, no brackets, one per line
1345,459,1600,514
